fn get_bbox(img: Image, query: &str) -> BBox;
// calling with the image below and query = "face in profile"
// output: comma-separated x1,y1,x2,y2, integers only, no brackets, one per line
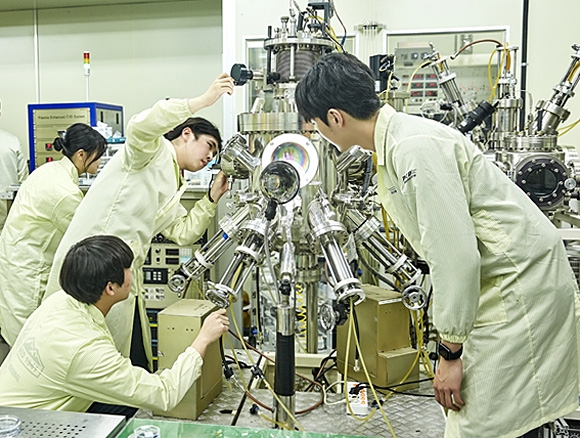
85,153,103,175
182,134,218,172
312,117,348,152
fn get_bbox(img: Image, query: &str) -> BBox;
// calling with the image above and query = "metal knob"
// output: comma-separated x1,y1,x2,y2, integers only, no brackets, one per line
230,63,254,86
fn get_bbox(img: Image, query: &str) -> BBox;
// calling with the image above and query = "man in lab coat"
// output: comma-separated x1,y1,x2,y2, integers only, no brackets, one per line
0,235,229,416
295,52,580,438
44,73,234,373
0,122,28,233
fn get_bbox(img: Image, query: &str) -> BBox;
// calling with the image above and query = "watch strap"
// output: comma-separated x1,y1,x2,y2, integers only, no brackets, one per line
438,343,463,360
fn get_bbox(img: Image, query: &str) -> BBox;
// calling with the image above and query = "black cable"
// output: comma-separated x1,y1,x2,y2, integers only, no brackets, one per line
219,336,234,380
304,359,337,392
355,377,436,399
231,355,263,426
358,155,374,210
379,377,434,388
225,354,250,368
422,284,433,345
357,248,398,290
352,306,361,362
519,0,530,131
330,0,347,46
379,388,434,398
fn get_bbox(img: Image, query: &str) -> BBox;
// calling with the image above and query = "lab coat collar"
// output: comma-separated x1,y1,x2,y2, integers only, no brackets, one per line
374,104,397,166
57,156,80,185
60,290,110,335
164,138,185,186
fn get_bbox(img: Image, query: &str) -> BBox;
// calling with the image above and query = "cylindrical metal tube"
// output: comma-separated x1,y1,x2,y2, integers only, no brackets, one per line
274,334,295,396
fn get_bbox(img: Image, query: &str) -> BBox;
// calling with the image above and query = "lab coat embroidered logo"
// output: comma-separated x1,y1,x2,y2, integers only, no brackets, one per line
18,338,45,377
402,169,417,184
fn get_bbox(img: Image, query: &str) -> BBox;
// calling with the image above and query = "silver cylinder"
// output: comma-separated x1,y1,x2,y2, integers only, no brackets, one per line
274,395,295,429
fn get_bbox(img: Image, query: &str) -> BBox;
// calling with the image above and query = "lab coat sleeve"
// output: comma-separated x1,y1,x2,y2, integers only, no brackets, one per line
161,196,217,246
124,99,193,171
392,136,480,344
65,338,203,411
50,190,83,234
16,143,28,183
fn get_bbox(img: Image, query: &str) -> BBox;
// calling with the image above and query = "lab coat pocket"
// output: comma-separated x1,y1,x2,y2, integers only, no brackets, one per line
473,275,508,327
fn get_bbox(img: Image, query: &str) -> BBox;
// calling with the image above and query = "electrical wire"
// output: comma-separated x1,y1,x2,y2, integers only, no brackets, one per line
304,349,337,392
567,60,580,82
228,306,304,431
231,355,263,426
323,380,347,406
226,321,325,416
487,46,507,101
357,248,398,290
294,282,308,353
344,300,397,437
329,0,348,46
405,61,431,113
305,11,344,53
450,38,504,60
558,117,580,137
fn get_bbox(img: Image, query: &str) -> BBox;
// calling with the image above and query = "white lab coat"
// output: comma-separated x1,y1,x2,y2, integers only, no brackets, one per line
45,99,217,366
0,290,203,411
0,128,28,232
374,104,579,438
0,157,81,345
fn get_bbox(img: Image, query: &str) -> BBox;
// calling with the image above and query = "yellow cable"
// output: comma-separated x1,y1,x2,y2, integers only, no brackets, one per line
190,277,203,299
558,117,580,137
295,282,308,352
225,332,248,389
343,305,379,422
229,305,305,431
259,412,293,430
344,301,398,436
405,61,431,113
310,14,343,53
487,44,507,101
567,60,580,82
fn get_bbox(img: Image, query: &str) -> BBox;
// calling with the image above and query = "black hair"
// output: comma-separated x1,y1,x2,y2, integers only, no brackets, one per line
295,52,381,125
53,123,107,172
59,235,134,305
164,117,222,152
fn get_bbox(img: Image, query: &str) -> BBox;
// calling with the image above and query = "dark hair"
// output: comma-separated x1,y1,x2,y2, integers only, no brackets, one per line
164,117,222,152
53,123,107,170
295,52,381,125
59,235,134,304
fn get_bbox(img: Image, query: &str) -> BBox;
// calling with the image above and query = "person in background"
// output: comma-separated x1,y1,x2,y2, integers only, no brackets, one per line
0,100,28,233
295,52,580,438
44,73,234,379
0,235,228,418
0,123,106,346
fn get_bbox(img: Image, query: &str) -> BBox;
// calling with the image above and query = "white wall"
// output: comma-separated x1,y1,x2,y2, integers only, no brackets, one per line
0,0,223,161
1,1,579,159
225,0,580,149
0,10,37,154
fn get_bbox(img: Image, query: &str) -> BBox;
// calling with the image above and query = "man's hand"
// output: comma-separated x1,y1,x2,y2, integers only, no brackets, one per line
198,73,235,108
208,171,228,203
191,309,229,358
434,357,464,411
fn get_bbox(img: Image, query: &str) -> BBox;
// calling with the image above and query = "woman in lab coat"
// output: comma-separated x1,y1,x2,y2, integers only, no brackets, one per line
44,73,233,372
0,123,106,346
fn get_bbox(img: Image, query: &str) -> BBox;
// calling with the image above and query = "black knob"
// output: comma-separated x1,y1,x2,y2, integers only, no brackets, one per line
230,63,253,86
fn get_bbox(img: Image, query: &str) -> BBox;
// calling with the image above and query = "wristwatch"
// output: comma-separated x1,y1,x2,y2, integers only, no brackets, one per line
437,342,463,361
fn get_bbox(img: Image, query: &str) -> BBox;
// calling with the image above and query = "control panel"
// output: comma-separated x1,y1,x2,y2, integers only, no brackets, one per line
394,45,497,115
143,234,205,309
